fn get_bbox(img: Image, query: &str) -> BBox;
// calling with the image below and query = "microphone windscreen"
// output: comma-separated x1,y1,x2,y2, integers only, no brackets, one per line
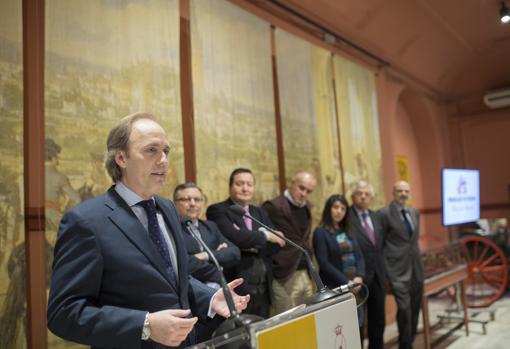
229,204,246,216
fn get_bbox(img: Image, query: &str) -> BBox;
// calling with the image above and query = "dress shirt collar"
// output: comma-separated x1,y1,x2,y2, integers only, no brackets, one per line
115,181,153,207
284,189,306,208
231,199,249,210
394,201,408,212
353,206,369,218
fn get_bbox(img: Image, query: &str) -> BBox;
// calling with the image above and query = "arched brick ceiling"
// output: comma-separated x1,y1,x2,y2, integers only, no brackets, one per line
277,0,510,100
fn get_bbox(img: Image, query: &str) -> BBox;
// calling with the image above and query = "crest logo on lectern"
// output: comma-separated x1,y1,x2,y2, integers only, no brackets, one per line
334,324,347,349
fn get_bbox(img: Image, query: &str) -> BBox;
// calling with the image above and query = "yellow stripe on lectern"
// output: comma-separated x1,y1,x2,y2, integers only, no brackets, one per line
257,314,317,349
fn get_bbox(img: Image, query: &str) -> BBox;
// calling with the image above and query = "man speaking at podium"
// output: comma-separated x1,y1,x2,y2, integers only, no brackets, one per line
47,112,248,348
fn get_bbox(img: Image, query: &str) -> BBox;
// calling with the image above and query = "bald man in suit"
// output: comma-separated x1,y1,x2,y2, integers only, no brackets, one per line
379,181,424,349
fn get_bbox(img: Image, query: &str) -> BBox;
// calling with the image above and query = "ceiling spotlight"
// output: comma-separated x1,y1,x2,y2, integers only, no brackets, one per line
501,1,510,23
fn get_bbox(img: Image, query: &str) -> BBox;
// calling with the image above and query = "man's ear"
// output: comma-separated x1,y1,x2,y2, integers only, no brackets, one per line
115,150,127,169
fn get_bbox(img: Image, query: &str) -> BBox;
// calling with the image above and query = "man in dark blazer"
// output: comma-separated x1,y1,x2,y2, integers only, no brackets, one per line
174,182,241,342
379,181,424,349
348,180,386,349
47,112,249,349
206,168,285,318
174,182,240,288
262,171,317,314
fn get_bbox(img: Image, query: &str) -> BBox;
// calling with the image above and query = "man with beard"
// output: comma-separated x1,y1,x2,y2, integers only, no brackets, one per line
379,181,424,349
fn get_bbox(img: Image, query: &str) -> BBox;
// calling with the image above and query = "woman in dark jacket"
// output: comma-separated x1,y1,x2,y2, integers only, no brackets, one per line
313,194,365,334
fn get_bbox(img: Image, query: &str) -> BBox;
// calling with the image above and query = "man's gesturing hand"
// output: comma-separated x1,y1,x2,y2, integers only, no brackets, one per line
212,278,250,318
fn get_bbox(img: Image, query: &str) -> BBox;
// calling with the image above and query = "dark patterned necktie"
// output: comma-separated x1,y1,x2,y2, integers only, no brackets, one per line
138,199,177,285
401,209,414,237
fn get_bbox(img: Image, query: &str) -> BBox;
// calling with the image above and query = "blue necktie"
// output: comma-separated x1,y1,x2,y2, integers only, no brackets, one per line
138,199,177,285
401,209,413,237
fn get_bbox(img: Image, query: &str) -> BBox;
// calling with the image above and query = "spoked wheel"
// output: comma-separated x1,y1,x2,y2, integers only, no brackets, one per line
460,236,508,308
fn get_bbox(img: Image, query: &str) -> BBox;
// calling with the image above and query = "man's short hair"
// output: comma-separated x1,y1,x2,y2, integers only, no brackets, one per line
104,112,156,183
350,179,375,197
228,168,254,187
173,182,203,201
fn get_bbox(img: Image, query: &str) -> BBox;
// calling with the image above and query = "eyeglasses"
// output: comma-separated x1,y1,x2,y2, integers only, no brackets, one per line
176,197,203,203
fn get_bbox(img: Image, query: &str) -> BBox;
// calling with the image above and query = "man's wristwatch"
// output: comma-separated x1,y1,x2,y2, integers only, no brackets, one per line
141,312,151,341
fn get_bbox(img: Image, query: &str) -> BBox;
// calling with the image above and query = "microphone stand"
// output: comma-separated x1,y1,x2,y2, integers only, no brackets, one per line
229,205,340,305
182,218,262,345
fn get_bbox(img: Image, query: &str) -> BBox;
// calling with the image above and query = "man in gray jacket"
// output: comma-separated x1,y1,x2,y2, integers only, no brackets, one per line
379,181,424,349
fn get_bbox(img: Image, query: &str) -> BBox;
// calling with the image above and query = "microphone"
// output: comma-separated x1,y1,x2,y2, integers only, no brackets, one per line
333,281,369,308
334,280,360,294
180,217,262,341
229,205,340,305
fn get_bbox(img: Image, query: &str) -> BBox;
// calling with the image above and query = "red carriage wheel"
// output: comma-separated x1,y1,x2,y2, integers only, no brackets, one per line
460,236,508,308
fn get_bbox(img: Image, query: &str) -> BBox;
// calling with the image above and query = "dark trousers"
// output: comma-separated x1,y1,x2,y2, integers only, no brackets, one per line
391,273,424,349
244,285,270,318
195,317,225,343
366,274,386,349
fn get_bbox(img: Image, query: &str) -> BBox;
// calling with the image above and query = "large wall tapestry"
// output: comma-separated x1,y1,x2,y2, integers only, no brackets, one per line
0,1,25,348
275,29,342,225
45,1,182,347
333,54,385,208
191,0,279,207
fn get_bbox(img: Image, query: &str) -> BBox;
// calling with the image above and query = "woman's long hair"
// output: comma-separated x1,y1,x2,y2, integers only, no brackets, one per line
319,194,351,236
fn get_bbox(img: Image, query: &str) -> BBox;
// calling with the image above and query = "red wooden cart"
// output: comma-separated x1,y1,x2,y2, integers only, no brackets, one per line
460,235,509,307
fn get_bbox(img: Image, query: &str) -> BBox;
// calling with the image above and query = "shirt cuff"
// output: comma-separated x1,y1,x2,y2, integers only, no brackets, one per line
258,227,271,240
207,292,217,318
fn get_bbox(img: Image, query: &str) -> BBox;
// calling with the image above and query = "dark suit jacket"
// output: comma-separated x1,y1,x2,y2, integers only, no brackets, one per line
312,227,366,289
379,201,424,284
206,198,280,299
262,195,313,281
47,187,215,349
348,208,386,287
182,220,240,284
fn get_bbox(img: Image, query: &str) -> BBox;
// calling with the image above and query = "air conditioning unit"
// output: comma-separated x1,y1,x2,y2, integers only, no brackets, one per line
483,88,510,109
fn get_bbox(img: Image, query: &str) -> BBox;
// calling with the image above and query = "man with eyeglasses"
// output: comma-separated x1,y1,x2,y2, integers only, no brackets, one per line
262,171,317,315
173,182,240,341
173,182,240,289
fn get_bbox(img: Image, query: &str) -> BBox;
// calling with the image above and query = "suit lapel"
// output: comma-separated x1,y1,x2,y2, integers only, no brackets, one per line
249,205,260,230
409,207,419,239
105,189,178,292
350,209,371,246
410,208,419,232
228,198,248,229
